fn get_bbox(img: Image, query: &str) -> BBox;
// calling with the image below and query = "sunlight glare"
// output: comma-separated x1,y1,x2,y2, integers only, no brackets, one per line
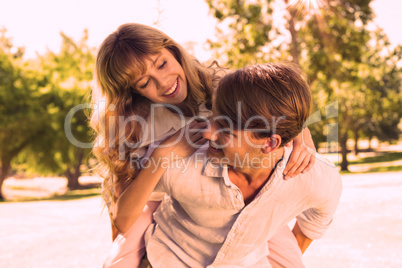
287,0,327,15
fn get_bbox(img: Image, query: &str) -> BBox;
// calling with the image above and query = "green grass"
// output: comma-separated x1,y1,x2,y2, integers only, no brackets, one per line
6,185,47,191
339,164,402,175
334,152,402,166
1,187,101,203
331,151,402,174
363,165,402,173
45,187,101,201
348,152,402,165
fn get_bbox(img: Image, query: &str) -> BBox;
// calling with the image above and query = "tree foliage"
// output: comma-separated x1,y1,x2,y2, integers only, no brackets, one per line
22,31,95,189
207,0,278,67
0,29,52,199
206,0,401,171
299,2,401,169
0,29,95,200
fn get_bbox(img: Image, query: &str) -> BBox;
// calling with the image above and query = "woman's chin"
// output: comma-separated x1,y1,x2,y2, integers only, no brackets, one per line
169,92,187,104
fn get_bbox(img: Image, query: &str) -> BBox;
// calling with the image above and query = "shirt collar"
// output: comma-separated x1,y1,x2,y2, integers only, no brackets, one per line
202,161,234,188
202,160,225,178
248,147,291,200
274,146,292,175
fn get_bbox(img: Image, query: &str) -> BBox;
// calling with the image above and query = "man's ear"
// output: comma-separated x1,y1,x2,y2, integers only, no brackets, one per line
262,134,282,153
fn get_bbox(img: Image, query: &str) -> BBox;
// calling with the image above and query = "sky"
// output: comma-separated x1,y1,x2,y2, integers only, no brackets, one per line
0,0,401,62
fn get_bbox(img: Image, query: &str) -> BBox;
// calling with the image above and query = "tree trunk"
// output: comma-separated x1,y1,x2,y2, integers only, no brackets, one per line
0,161,11,200
284,0,300,65
288,16,300,64
66,171,81,189
65,150,84,190
368,136,372,151
354,129,359,155
285,0,299,64
0,133,41,200
340,132,349,171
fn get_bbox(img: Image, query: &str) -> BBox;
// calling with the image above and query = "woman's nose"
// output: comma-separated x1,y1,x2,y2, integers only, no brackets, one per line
155,74,170,90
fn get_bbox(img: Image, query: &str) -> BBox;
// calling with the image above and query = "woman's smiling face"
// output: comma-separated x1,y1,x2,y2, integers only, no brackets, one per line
133,48,188,104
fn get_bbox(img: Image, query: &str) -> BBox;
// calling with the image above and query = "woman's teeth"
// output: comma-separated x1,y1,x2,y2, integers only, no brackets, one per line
163,80,178,96
210,141,221,150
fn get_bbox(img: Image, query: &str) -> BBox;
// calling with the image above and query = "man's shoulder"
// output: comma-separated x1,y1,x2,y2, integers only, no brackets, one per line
288,152,341,191
310,152,340,177
166,144,209,175
303,152,342,196
288,152,342,205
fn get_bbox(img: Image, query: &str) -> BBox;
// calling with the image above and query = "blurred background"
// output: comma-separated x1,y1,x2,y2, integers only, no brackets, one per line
0,0,401,267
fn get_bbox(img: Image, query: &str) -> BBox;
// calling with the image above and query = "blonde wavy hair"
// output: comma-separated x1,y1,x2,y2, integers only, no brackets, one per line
90,23,221,212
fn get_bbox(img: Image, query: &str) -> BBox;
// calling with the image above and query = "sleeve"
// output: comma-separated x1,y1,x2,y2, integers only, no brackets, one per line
153,172,167,193
152,160,178,194
296,171,343,240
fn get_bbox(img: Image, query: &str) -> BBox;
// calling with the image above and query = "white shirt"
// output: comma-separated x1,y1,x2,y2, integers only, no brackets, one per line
144,146,342,267
106,104,212,210
133,103,212,159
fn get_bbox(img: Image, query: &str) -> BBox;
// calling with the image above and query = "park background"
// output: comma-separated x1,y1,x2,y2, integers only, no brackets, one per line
0,0,401,267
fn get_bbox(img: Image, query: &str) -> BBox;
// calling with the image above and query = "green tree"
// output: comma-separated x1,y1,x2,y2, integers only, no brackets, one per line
299,0,373,170
23,31,95,189
206,0,401,171
359,34,402,148
300,3,401,169
0,30,51,199
207,0,277,68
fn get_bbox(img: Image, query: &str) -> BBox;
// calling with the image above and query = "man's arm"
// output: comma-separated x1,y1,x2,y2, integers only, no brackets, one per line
292,221,313,254
295,160,342,245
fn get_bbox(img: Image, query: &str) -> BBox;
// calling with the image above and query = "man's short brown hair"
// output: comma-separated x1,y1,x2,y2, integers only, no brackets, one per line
214,63,311,146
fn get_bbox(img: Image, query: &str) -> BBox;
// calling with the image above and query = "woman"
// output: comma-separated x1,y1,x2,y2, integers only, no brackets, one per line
90,23,315,267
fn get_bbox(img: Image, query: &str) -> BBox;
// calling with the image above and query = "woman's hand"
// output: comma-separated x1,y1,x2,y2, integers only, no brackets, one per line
152,119,207,164
283,127,316,179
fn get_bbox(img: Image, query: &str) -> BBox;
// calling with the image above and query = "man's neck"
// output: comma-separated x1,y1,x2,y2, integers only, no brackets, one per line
228,148,284,204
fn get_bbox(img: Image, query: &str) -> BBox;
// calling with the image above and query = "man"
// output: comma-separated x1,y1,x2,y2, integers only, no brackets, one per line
142,63,342,267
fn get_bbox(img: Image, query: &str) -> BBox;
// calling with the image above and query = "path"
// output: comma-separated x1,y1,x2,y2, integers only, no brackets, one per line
303,171,402,267
0,197,111,268
1,171,401,267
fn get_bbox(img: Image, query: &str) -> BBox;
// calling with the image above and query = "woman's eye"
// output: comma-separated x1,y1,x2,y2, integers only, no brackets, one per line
140,79,150,89
158,60,167,69
218,128,230,137
223,131,232,136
